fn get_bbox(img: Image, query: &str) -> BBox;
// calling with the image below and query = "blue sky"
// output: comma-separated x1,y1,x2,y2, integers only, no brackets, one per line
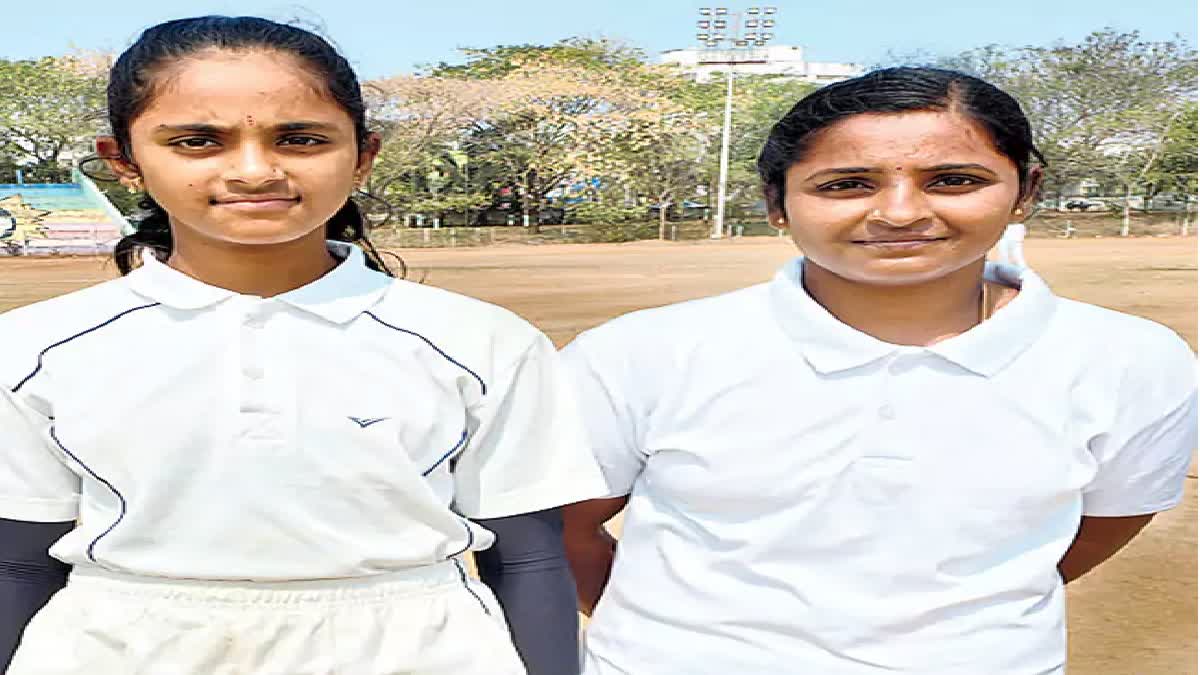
4,0,1195,78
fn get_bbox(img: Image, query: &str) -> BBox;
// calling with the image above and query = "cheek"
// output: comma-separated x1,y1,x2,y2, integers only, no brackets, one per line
930,191,1017,232
783,195,862,236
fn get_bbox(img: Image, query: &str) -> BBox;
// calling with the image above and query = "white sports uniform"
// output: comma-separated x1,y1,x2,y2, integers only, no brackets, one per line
995,222,1028,267
0,242,607,674
563,258,1196,675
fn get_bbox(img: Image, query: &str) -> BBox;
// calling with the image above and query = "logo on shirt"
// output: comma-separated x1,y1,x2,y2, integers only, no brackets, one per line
348,416,389,428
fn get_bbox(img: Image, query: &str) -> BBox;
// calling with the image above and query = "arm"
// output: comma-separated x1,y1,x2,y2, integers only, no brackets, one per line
474,509,579,675
0,517,73,671
562,497,628,616
1058,514,1155,584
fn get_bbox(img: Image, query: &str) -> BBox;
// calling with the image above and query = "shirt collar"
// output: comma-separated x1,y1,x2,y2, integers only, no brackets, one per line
126,241,391,324
769,257,1057,377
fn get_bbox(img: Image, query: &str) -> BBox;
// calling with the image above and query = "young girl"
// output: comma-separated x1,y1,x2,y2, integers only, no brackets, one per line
0,16,605,675
562,68,1196,675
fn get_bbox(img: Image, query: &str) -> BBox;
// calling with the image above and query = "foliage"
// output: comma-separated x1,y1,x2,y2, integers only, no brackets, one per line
0,56,106,171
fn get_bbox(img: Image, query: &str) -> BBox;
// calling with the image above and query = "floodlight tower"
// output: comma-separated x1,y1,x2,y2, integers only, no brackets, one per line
696,6,778,238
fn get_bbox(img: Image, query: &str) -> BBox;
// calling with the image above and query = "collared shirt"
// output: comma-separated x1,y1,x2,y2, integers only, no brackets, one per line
564,258,1196,675
0,242,606,580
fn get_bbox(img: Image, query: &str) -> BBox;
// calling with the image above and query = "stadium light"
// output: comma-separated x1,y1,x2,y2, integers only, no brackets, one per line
693,6,781,238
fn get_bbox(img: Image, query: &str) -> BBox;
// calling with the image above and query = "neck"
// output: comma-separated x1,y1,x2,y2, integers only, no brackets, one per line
167,227,337,297
802,259,991,347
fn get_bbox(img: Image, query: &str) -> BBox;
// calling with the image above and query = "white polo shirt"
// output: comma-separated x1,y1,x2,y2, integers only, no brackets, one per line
0,243,606,581
564,258,1196,675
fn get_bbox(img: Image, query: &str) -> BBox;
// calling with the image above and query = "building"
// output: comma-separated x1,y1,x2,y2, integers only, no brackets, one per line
0,169,128,256
659,45,863,83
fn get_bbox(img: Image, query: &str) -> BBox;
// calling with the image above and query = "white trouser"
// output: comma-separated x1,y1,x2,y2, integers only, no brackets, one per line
10,561,526,675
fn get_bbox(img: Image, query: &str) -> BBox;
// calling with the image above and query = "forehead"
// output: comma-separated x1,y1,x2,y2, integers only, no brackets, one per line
797,110,1010,167
136,49,348,125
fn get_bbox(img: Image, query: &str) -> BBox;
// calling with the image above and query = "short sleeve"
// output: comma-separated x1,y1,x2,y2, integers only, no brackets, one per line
452,332,608,519
559,330,648,498
1083,335,1198,517
0,387,80,522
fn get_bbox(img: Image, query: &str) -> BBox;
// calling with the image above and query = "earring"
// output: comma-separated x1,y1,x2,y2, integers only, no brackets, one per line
126,177,143,193
1014,207,1024,216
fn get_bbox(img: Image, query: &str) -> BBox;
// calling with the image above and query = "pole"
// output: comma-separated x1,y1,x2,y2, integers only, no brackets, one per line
713,64,734,239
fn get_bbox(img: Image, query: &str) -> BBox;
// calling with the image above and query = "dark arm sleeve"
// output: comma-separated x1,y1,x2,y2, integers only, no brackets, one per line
0,517,72,672
474,508,580,675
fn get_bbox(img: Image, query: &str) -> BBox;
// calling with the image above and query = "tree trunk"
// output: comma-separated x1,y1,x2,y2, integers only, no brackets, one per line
1182,198,1194,237
1120,184,1132,237
524,171,541,234
658,200,669,241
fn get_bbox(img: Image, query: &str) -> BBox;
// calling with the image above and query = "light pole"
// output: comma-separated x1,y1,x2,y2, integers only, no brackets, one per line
696,6,777,238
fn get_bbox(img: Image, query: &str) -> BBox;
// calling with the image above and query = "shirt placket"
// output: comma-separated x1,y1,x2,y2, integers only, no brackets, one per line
855,350,921,506
236,299,288,451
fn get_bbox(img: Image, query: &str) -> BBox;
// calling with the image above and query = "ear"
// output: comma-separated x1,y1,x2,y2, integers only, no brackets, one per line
1016,165,1044,217
354,133,382,184
95,136,141,187
765,184,788,230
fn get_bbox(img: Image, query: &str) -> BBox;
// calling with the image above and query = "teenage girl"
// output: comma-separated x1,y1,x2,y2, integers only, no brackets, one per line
562,68,1196,675
0,16,604,675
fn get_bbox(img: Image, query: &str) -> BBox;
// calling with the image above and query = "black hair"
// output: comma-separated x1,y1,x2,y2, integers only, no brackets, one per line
757,67,1046,213
103,15,394,276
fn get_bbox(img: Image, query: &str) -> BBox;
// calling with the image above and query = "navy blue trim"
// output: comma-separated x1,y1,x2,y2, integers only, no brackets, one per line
362,311,487,396
48,427,126,563
453,558,491,616
447,518,476,559
13,303,160,393
422,427,469,476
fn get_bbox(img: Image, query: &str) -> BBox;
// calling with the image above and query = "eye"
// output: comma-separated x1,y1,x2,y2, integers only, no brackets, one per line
819,178,872,192
279,135,327,147
929,174,987,189
170,137,218,149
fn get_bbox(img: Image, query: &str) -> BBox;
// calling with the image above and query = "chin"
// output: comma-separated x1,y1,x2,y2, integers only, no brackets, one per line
205,227,324,247
817,251,983,287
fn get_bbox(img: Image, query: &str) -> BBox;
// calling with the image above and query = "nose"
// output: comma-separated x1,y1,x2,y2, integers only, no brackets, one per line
868,181,933,228
224,141,283,187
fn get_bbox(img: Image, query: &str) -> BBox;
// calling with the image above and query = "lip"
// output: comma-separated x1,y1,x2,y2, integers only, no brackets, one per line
212,196,300,211
852,237,947,249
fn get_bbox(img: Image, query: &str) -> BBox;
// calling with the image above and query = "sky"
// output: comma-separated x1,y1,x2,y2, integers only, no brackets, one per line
3,0,1196,78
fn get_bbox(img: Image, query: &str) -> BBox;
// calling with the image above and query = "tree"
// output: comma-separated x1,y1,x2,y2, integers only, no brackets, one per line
0,57,106,177
925,30,1197,224
364,75,503,220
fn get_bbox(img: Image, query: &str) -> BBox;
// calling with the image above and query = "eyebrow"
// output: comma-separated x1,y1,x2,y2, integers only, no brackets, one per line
804,163,999,181
153,121,340,133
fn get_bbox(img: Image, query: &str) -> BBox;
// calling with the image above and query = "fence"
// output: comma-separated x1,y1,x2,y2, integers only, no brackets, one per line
370,211,1194,249
370,219,791,248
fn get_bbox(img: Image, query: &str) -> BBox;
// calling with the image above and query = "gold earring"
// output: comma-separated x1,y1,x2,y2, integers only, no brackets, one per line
1014,207,1024,216
127,177,143,193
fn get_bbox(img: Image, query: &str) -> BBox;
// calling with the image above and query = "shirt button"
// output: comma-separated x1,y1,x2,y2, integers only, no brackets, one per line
878,405,895,420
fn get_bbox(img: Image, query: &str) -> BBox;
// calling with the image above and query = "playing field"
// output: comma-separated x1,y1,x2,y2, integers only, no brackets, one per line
1,236,1195,673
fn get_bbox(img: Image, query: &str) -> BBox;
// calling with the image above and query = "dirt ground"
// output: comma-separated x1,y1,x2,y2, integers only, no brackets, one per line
1,236,1195,674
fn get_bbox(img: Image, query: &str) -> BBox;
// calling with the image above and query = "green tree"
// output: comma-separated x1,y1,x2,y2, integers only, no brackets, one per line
0,57,106,177
922,30,1196,225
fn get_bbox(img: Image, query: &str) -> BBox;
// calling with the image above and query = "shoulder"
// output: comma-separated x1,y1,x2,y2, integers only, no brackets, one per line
1050,297,1195,402
1052,297,1192,359
0,277,150,387
0,277,149,346
567,283,771,359
366,278,545,364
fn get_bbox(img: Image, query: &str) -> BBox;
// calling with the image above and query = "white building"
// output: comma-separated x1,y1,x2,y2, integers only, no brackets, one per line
660,45,863,83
